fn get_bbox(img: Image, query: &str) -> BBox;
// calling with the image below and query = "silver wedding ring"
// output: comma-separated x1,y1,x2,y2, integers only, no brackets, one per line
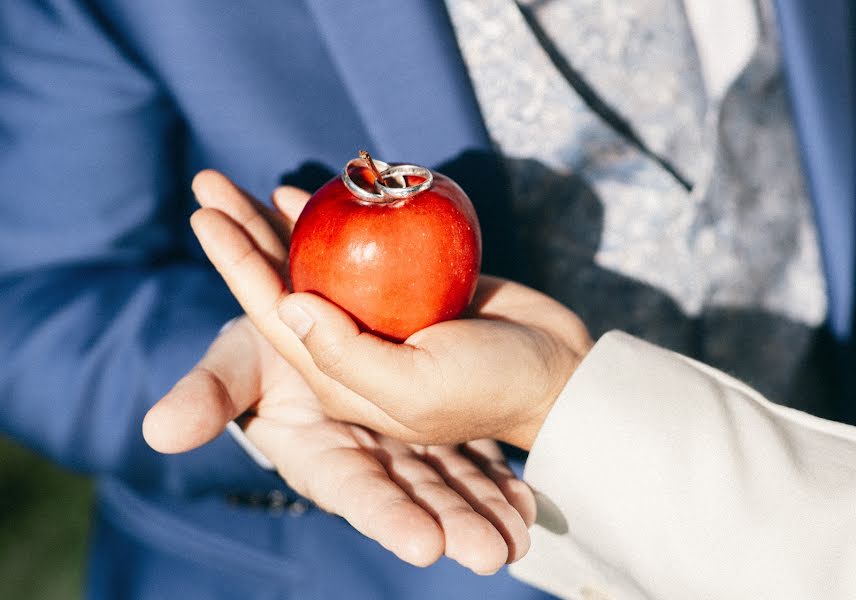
341,157,433,202
375,164,433,199
342,157,390,201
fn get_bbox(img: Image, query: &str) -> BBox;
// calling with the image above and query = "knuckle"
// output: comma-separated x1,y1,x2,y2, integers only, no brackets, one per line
226,241,257,270
311,340,346,376
484,496,517,515
241,208,266,230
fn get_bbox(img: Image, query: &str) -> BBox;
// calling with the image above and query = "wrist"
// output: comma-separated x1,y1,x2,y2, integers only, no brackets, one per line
504,339,591,450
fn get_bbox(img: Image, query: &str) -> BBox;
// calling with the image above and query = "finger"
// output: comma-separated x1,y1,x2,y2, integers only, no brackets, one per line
271,185,311,230
191,208,289,324
369,435,510,575
244,418,444,568
192,170,290,272
463,275,507,317
421,444,531,563
462,440,537,528
143,320,260,454
190,206,315,380
277,292,432,412
191,208,419,439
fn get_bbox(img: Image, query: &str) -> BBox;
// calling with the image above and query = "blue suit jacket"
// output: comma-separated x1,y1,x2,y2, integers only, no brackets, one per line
0,1,852,598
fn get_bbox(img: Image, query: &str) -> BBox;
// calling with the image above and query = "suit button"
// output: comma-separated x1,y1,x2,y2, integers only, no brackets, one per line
266,490,311,516
266,490,288,515
287,499,310,517
225,490,313,516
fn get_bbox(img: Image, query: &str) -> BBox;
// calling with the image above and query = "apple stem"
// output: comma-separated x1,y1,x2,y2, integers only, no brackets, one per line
359,149,389,189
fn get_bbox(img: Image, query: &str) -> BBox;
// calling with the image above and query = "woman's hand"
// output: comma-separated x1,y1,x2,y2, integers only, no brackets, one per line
277,275,592,450
188,171,593,452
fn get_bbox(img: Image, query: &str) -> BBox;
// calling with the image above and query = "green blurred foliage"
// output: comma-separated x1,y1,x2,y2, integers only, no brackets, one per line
0,436,92,600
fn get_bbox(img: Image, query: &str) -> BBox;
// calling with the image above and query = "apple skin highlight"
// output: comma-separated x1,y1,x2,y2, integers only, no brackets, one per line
289,162,482,342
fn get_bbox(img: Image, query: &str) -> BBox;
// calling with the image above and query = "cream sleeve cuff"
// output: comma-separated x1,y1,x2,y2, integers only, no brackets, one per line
226,421,275,471
511,331,856,600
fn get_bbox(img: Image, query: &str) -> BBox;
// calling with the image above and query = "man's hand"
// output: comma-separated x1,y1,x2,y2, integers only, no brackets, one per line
187,171,593,453
143,171,535,574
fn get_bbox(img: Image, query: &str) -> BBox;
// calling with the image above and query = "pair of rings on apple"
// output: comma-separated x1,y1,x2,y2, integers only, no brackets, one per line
342,157,434,202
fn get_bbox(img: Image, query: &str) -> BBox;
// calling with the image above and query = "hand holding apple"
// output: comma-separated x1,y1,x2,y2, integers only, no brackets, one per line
278,274,592,450
144,171,538,574
188,155,593,451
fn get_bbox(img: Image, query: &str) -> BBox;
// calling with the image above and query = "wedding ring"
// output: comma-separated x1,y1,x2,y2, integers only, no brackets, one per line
341,157,433,202
375,164,433,199
342,157,390,201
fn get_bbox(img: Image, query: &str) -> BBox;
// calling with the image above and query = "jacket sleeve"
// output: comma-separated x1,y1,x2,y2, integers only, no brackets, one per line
510,331,856,600
0,0,282,495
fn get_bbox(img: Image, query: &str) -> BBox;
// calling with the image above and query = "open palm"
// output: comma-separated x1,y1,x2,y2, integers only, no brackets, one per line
143,172,534,574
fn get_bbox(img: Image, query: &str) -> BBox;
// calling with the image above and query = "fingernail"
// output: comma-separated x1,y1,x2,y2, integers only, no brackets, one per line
278,301,314,340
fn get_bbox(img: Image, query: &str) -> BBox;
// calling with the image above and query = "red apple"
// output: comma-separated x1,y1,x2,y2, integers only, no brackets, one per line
288,152,482,342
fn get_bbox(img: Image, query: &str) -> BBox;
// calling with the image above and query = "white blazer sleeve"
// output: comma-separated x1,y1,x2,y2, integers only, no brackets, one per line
510,331,856,600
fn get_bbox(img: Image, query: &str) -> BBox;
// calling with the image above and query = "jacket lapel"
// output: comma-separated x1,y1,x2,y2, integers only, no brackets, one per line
775,0,854,343
304,0,493,166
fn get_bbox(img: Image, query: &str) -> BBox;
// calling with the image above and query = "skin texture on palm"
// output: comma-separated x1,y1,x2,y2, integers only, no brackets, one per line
143,171,536,574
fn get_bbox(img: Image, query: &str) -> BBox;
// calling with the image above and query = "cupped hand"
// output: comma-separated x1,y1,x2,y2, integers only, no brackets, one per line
143,171,535,574
187,171,593,453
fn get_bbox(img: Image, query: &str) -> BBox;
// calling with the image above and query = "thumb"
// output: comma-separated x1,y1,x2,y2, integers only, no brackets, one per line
143,320,260,454
277,293,431,410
